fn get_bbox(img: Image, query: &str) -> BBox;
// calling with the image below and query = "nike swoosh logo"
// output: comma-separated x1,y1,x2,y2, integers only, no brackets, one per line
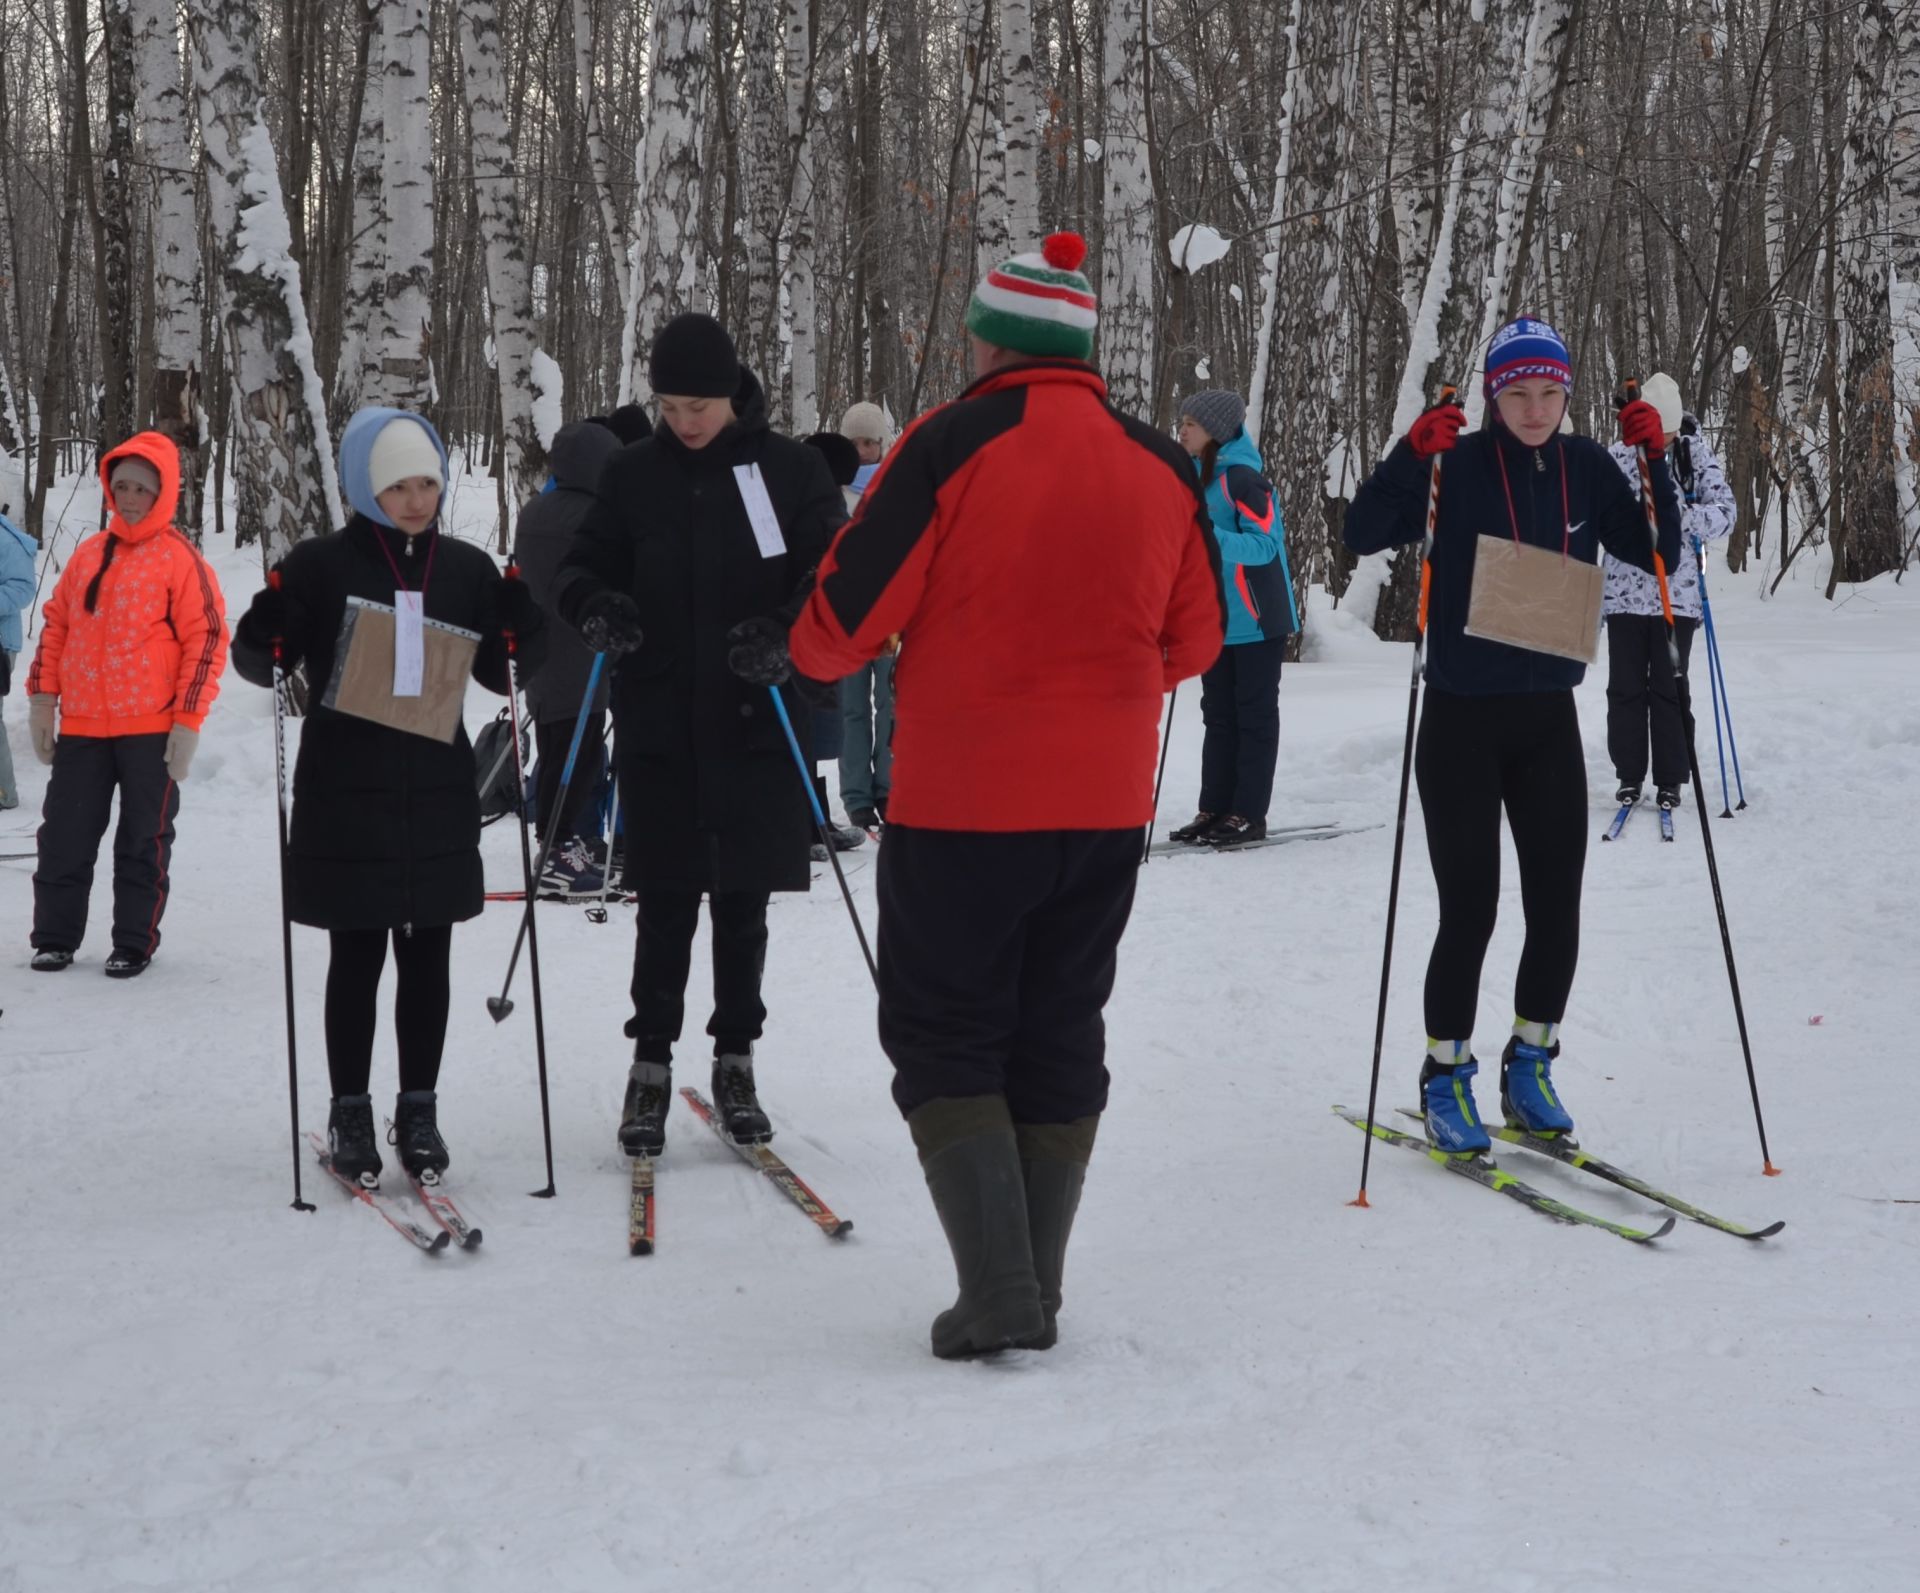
1566,520,1587,536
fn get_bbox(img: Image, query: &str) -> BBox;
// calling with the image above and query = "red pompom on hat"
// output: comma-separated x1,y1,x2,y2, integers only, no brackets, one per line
1041,231,1088,272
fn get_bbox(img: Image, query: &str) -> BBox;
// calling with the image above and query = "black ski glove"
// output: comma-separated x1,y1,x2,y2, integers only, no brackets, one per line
237,581,307,661
726,616,791,685
492,575,543,639
578,591,644,657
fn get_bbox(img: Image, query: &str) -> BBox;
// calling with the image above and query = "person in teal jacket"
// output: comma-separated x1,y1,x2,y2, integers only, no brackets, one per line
1166,391,1296,847
0,506,39,808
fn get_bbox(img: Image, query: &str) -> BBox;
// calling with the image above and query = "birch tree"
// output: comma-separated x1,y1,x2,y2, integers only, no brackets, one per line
456,0,550,511
999,0,1042,250
784,0,821,430
130,0,205,528
97,0,138,447
186,0,343,562
1888,2,1920,560
333,0,385,418
570,0,629,311
1099,0,1155,417
374,0,435,409
741,0,786,391
619,0,710,408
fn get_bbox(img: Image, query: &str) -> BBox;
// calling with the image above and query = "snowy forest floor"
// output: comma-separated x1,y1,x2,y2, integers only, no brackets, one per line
2,472,1917,1591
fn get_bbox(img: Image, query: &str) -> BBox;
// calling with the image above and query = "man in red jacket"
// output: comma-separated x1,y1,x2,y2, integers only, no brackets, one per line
790,231,1224,1359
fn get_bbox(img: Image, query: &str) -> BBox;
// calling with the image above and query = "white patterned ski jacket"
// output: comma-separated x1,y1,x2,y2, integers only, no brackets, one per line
1604,431,1735,620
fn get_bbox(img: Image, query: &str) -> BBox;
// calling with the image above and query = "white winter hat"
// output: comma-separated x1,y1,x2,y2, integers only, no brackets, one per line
368,417,445,498
1642,373,1685,441
840,402,891,444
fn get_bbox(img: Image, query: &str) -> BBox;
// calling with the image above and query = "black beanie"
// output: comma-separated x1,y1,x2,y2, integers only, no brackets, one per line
803,431,860,487
648,313,741,399
605,405,651,444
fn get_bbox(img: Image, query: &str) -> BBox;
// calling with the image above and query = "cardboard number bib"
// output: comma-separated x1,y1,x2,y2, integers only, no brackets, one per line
323,596,481,743
1463,534,1603,665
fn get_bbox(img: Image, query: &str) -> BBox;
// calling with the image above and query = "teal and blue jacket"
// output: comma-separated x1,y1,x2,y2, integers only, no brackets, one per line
1197,430,1295,645
0,510,36,656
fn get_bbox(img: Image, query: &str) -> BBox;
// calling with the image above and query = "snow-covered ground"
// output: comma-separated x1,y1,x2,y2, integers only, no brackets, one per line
3,473,1917,1591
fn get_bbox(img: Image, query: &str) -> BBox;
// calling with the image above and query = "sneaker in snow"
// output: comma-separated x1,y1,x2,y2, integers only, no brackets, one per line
829,823,866,852
31,948,75,972
104,950,151,979
539,837,605,899
1419,1056,1491,1154
1206,815,1268,848
1167,811,1217,844
1499,1037,1574,1136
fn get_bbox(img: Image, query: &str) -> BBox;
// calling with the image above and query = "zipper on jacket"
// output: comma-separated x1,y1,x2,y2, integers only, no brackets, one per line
1533,446,1545,473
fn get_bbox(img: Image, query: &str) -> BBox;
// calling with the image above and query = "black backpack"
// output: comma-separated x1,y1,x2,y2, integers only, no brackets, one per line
473,706,527,825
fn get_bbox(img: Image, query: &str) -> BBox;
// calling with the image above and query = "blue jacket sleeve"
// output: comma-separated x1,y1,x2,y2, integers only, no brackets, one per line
1343,439,1431,555
1211,465,1283,567
0,524,36,615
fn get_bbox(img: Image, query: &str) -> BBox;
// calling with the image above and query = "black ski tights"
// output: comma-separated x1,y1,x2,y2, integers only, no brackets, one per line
323,925,453,1097
1414,687,1587,1040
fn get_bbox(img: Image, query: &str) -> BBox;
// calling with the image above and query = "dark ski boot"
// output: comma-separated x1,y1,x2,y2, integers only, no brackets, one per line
1167,811,1217,844
909,1096,1045,1359
712,1053,773,1144
1614,780,1642,807
1206,815,1268,847
327,1093,383,1187
1013,1116,1099,1351
1656,785,1681,810
392,1090,451,1181
619,1062,672,1158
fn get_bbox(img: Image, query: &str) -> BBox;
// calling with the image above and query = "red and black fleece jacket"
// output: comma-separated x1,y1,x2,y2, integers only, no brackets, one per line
790,359,1226,831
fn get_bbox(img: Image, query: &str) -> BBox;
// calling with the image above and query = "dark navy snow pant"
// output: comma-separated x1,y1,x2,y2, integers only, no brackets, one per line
1605,614,1698,790
876,826,1143,1123
31,732,178,959
629,889,771,1062
1414,688,1586,1040
1198,635,1285,821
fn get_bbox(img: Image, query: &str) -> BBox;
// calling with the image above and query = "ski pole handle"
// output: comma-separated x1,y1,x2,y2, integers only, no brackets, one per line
1418,384,1458,636
267,568,285,665
501,561,523,657
1621,378,1681,644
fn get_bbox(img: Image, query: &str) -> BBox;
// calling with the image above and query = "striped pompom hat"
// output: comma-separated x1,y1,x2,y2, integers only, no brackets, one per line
965,232,1098,360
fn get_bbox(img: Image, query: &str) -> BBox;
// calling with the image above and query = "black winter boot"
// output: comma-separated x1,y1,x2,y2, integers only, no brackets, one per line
1013,1117,1100,1350
620,1061,672,1158
327,1094,383,1187
909,1096,1046,1359
392,1090,451,1180
712,1053,773,1144
1167,811,1216,844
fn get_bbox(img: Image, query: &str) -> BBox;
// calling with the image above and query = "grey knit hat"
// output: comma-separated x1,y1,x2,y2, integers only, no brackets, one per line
1179,390,1246,445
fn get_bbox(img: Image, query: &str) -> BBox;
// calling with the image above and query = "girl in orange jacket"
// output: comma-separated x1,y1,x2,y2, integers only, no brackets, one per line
26,431,227,976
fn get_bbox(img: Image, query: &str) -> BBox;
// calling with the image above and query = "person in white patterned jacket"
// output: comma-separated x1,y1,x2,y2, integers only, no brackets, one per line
1602,371,1737,812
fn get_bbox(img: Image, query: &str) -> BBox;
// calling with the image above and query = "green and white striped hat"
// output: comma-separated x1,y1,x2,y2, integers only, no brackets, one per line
965,231,1098,360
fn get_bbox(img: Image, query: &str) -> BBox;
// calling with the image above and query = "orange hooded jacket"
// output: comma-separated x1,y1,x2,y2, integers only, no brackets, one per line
26,432,228,737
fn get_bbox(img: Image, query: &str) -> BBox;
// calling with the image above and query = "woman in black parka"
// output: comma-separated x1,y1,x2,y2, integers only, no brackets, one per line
231,407,544,1187
555,314,844,1157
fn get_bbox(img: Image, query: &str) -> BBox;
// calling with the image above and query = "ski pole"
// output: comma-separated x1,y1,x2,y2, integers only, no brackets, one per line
1141,685,1178,864
768,684,879,989
1624,381,1778,1176
488,648,606,1021
1353,382,1457,1208
487,567,568,1198
1696,552,1747,809
1696,536,1734,817
267,572,315,1214
586,782,620,926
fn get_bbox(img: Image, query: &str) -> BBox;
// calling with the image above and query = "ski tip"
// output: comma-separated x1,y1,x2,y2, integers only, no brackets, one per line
462,1229,485,1249
1636,1215,1678,1243
427,1230,453,1253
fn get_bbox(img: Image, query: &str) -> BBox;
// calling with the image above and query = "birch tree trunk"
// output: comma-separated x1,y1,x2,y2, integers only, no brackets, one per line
1099,0,1154,417
0,82,29,458
1000,0,1042,249
374,0,435,410
783,0,819,431
1889,3,1920,562
130,0,205,531
333,0,384,419
456,0,549,514
570,0,630,313
186,0,343,562
97,0,139,448
619,0,711,408
741,0,785,389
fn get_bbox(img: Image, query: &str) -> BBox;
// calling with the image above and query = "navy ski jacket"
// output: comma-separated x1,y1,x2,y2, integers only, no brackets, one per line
1343,425,1681,695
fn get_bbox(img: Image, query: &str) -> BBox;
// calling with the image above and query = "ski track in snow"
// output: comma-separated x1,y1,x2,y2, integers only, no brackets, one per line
2,476,1917,1591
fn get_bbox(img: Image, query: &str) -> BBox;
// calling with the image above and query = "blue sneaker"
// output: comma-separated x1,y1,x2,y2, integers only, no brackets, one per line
538,837,605,899
1500,1038,1574,1136
1419,1056,1491,1154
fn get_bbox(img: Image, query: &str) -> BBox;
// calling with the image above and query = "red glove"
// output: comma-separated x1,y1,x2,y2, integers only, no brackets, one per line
1408,402,1467,460
1619,399,1664,453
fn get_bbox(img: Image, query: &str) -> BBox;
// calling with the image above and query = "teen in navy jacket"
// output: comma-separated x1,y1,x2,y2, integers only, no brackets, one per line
1342,317,1680,1154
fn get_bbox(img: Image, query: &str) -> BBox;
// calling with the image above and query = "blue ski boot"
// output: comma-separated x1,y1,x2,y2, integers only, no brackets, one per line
1419,1054,1491,1154
1500,1037,1574,1137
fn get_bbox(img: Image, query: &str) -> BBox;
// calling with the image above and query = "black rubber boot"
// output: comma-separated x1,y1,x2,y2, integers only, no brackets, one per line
619,1061,672,1158
392,1090,451,1180
909,1096,1045,1359
327,1094,383,1187
1013,1117,1099,1350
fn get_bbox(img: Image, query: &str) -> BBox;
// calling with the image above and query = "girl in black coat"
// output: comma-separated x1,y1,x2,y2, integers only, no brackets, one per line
231,407,544,1186
555,314,845,1156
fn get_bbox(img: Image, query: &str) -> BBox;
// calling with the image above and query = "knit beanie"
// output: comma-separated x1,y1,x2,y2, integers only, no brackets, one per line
1642,372,1685,439
367,416,445,496
108,456,163,497
804,431,861,488
648,313,741,399
839,401,890,444
966,232,1098,360
1179,390,1246,445
1484,316,1572,401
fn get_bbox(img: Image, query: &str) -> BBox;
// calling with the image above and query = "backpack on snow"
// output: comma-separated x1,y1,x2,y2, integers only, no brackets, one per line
474,705,528,825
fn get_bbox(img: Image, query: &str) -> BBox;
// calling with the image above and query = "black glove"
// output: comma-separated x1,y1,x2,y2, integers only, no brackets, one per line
492,576,542,637
726,616,791,686
792,671,839,710
578,591,644,657
238,581,306,659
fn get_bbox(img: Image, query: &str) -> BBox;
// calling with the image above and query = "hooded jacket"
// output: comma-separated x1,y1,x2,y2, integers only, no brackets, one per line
513,420,618,722
1343,421,1681,695
1201,429,1296,646
27,432,228,737
0,509,36,657
1603,430,1735,621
